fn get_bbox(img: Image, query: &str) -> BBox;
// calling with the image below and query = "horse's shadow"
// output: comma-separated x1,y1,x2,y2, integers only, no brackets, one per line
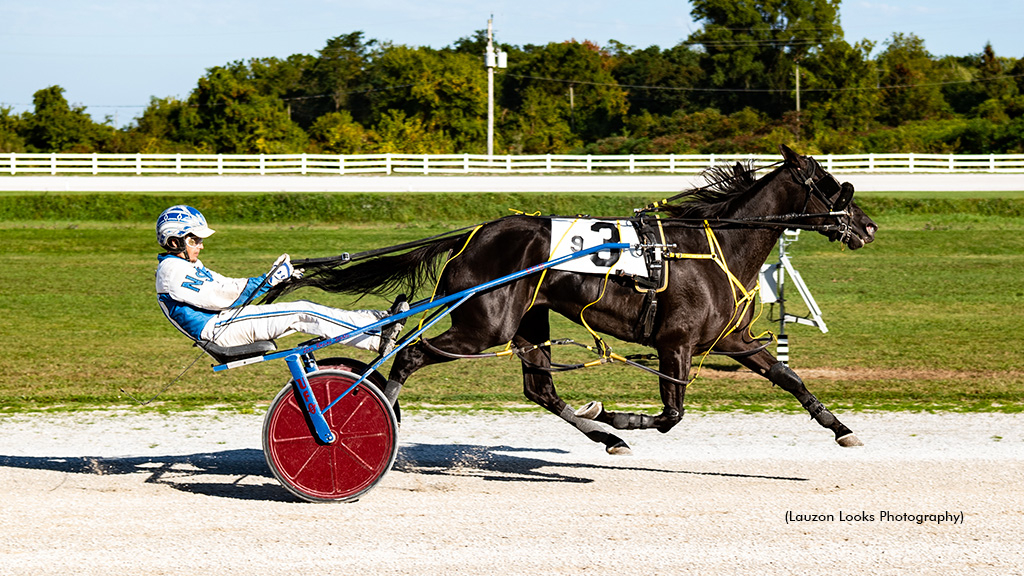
395,443,808,484
0,444,806,502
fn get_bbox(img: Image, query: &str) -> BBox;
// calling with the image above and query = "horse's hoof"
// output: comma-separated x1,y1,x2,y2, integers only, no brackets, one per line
575,401,603,420
606,440,632,456
836,433,864,447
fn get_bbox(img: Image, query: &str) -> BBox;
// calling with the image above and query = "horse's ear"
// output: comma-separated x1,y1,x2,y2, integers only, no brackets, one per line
779,144,800,166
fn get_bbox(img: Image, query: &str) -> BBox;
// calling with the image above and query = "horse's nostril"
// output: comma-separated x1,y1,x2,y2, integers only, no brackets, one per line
867,224,877,238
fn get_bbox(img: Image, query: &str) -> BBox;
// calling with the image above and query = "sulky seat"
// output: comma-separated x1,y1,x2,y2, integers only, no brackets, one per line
196,340,277,364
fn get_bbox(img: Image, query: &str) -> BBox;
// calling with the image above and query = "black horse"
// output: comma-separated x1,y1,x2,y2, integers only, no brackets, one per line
271,145,877,454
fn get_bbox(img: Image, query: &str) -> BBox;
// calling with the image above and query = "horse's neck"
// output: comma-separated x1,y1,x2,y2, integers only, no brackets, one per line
715,227,779,284
717,178,801,282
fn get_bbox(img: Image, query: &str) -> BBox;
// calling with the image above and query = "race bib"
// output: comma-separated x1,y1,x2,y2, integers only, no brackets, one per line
549,218,649,278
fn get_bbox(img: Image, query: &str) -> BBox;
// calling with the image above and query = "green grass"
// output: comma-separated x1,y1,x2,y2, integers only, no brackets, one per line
1,194,1022,414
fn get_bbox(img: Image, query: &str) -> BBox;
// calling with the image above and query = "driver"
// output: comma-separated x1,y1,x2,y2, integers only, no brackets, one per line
154,205,408,356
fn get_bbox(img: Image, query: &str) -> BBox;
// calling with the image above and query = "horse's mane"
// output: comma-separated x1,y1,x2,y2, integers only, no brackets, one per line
661,161,764,219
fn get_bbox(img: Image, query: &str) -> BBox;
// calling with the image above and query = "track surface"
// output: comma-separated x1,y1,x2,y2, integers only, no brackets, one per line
1,410,1022,575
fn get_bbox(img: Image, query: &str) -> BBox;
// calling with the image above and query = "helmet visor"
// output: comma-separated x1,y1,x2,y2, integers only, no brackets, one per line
189,224,216,238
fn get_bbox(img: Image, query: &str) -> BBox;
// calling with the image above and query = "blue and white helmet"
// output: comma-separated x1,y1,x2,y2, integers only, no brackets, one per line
156,205,216,249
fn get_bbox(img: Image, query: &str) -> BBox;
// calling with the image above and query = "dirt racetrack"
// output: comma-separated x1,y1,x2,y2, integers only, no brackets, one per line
1,410,1022,575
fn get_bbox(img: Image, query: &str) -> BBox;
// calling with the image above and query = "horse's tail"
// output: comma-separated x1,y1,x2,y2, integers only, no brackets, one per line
262,232,471,303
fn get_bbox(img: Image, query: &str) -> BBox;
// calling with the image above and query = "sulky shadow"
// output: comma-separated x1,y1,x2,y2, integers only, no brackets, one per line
0,449,298,502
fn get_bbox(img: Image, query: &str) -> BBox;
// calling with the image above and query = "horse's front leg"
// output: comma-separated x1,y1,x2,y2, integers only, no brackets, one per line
575,348,688,434
716,336,862,447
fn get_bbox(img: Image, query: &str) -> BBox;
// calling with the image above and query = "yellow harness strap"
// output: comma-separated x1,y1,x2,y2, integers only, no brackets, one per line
665,220,773,384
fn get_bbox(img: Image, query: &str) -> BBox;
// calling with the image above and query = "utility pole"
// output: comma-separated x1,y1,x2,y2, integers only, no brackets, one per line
485,16,507,158
795,63,801,113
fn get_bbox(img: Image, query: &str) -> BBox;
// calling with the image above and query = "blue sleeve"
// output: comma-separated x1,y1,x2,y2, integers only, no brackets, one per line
230,274,270,307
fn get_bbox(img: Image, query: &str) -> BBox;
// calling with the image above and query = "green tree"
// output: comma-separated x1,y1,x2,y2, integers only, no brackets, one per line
372,109,454,153
189,67,307,153
876,33,949,124
800,39,879,135
502,40,628,151
687,0,844,116
611,44,703,116
296,32,377,127
308,110,373,153
128,96,201,152
366,45,487,153
0,106,27,153
23,86,109,152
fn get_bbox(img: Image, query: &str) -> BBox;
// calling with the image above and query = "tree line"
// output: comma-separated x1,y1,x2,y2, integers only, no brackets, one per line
3,0,1024,156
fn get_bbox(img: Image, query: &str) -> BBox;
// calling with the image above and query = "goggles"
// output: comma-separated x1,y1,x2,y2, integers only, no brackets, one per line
185,236,204,249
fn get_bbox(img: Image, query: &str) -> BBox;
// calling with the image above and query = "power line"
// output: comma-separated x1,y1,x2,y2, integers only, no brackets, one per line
507,72,1024,94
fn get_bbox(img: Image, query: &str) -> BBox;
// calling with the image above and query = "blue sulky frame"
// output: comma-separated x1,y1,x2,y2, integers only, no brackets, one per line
211,241,633,444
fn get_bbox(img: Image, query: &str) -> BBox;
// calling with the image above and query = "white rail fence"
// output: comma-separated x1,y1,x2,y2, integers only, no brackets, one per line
4,152,1024,176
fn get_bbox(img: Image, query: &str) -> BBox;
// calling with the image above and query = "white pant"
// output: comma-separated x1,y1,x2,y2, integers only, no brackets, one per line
200,300,387,350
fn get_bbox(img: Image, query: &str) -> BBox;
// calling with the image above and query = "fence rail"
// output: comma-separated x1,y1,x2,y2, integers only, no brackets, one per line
4,152,1024,176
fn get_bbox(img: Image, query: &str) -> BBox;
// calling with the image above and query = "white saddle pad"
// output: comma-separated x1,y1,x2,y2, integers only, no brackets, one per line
549,218,649,278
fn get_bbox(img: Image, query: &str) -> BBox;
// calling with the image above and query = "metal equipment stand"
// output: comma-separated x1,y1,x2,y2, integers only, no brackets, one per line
758,230,827,365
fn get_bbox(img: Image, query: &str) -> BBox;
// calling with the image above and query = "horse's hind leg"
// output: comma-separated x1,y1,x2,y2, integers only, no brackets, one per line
726,345,862,447
515,309,632,455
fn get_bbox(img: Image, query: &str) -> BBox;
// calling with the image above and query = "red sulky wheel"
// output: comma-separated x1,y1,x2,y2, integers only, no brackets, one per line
263,369,398,503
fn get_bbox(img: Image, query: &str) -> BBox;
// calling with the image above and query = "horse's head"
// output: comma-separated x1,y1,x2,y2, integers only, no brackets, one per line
780,145,877,250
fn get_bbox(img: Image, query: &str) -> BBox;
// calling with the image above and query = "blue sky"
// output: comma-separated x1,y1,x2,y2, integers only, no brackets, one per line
2,0,1022,127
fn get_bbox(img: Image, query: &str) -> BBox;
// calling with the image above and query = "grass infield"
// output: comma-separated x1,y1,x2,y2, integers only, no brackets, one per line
1,191,1022,414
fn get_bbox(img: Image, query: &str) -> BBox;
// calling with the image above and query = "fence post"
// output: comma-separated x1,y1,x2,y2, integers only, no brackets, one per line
908,153,914,174
948,154,954,172
176,153,182,174
990,154,996,172
423,154,429,175
386,154,392,175
629,155,635,173
669,154,675,173
301,153,307,175
869,154,875,172
136,153,142,175
51,153,56,175
709,153,715,168
587,155,592,173
826,155,833,171
9,152,14,175
217,154,223,175
339,156,345,175
259,154,265,175
506,155,512,172
546,154,552,172
92,153,98,175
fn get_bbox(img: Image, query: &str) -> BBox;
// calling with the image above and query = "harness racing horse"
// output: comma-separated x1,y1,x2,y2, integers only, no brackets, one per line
270,145,877,454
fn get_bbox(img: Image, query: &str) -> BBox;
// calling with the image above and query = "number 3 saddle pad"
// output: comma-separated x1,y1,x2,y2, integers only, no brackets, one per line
548,218,650,278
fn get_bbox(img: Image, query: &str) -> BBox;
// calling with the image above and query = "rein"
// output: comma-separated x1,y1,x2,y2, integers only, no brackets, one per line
290,222,491,268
